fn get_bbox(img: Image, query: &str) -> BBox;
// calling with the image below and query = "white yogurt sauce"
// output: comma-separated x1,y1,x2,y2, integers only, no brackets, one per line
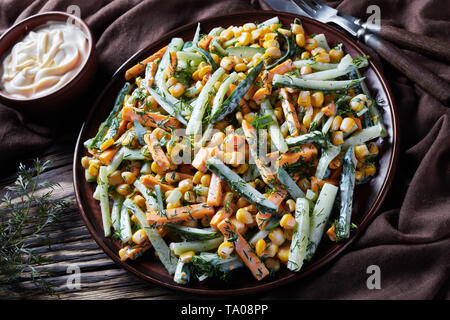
0,21,89,99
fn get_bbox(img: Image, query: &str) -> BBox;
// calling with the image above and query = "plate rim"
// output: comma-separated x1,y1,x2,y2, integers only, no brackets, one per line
73,10,400,296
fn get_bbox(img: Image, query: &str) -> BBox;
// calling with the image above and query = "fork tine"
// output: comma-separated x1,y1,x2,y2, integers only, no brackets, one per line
309,0,324,7
302,0,320,9
293,0,316,16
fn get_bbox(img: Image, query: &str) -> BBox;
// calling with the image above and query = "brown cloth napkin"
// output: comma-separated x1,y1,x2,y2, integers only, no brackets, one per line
1,0,449,299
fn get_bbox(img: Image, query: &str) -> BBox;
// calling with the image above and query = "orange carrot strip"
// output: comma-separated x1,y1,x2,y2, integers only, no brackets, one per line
277,144,318,167
122,106,181,130
192,147,218,173
218,219,269,281
198,35,213,50
252,86,271,105
265,59,295,84
98,148,118,165
146,203,215,226
207,174,223,207
144,133,171,172
140,174,174,192
279,88,301,136
125,46,168,80
256,188,288,230
210,205,234,230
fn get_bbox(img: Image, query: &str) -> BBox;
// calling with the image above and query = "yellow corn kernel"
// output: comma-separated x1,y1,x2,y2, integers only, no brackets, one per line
151,161,165,176
329,48,344,63
234,63,248,72
131,195,145,211
280,213,296,230
236,197,250,209
198,65,213,79
263,39,279,49
286,199,296,213
119,248,128,261
200,174,211,187
315,52,330,63
311,47,327,56
236,163,249,175
300,65,312,75
266,46,282,58
81,156,90,169
340,117,356,133
291,23,304,35
87,163,99,177
211,53,220,65
268,228,285,246
311,91,324,107
121,171,137,185
274,106,284,122
237,32,252,46
169,82,185,98
165,171,180,184
277,27,292,37
244,112,257,123
231,218,248,235
264,32,277,42
115,184,131,196
255,239,267,257
180,250,195,263
277,245,290,264
297,90,311,107
108,170,124,186
364,164,376,176
301,51,310,59
236,208,254,225
263,243,279,258
192,69,201,81
167,76,177,87
235,111,243,124
232,26,243,38
350,94,367,111
368,142,379,156
218,241,234,259
220,28,234,41
178,178,194,193
243,22,257,32
265,257,280,271
331,115,343,131
302,113,312,128
304,38,318,51
332,131,344,145
183,190,196,203
99,138,114,151
355,144,370,161
355,170,363,181
132,229,148,244
193,171,204,185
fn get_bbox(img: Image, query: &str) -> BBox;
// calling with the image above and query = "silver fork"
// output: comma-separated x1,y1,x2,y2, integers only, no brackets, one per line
291,0,450,105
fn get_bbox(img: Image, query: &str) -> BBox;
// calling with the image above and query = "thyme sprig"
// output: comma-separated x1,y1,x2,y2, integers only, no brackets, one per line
0,159,69,295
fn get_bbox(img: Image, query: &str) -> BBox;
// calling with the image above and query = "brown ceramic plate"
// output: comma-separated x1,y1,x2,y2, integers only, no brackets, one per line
73,10,399,295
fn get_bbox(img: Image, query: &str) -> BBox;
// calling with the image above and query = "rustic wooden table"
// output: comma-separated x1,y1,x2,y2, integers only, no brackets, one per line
0,143,212,300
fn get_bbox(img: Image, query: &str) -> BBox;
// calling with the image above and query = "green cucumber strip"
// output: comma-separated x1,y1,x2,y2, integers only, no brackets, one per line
277,166,305,199
210,60,264,123
273,74,365,91
206,157,278,213
167,225,218,241
307,183,338,260
98,166,112,237
335,146,356,240
90,82,131,150
288,197,310,272
174,259,190,284
226,46,265,59
123,198,177,274
170,236,224,255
